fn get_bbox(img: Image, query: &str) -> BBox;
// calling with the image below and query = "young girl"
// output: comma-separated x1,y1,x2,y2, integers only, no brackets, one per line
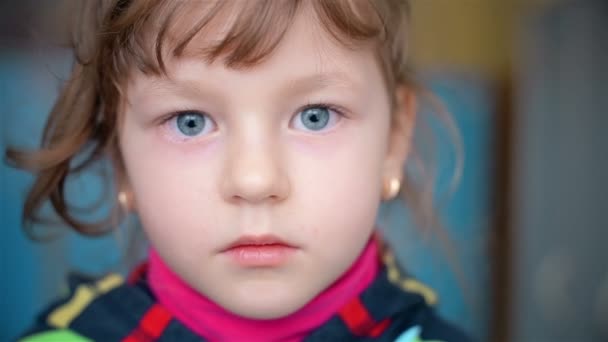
11,0,471,341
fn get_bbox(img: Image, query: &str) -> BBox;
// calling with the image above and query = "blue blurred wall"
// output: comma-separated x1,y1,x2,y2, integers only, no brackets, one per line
380,73,494,340
1,48,67,341
0,48,122,341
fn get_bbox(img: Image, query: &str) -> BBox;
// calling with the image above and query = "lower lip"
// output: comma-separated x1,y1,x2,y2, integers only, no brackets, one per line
225,244,296,267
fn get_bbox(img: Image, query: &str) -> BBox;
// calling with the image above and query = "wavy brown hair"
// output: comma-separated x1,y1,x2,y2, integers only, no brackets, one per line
6,0,457,241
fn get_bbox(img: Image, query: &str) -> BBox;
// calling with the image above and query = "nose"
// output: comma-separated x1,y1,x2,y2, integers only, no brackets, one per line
221,134,290,205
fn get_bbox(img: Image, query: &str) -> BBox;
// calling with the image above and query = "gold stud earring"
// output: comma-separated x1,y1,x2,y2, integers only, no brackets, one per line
384,178,401,200
117,190,132,211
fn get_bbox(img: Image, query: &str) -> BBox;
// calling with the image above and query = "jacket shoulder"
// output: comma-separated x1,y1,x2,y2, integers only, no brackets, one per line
18,273,152,341
377,250,474,342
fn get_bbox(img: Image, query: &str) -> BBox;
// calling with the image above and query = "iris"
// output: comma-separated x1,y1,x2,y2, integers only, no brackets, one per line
300,107,330,131
176,113,206,136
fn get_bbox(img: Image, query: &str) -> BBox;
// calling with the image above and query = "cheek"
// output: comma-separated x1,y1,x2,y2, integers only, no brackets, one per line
288,122,388,239
118,125,222,250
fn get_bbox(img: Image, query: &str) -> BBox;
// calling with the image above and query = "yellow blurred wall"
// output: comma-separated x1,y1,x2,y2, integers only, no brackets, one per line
409,0,563,78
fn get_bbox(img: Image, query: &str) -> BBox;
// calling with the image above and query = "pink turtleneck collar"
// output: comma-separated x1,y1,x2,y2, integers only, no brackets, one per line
147,238,380,341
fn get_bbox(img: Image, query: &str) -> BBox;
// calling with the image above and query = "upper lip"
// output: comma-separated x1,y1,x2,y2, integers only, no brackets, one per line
222,234,296,251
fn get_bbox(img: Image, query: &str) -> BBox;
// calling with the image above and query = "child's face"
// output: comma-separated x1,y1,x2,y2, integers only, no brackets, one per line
119,6,404,319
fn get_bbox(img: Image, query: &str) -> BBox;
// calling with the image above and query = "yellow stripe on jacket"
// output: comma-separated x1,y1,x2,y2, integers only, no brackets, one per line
47,274,123,328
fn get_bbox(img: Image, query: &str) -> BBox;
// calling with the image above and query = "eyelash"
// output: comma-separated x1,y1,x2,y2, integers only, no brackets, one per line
159,102,346,139
300,102,345,118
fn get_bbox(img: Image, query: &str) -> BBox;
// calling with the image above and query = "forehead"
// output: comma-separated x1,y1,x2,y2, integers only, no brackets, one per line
129,1,384,91
182,2,370,58
125,0,382,71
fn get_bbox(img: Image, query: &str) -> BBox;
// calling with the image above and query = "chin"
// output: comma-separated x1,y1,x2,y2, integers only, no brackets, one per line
223,290,312,320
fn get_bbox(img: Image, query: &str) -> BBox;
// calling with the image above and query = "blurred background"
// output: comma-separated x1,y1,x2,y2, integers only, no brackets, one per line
1,0,606,341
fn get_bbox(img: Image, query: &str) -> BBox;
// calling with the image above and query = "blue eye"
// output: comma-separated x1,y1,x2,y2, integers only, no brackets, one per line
300,107,329,131
175,112,208,136
293,105,341,132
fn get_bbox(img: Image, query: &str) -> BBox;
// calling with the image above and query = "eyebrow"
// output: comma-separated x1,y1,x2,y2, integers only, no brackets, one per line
134,71,360,104
139,77,220,102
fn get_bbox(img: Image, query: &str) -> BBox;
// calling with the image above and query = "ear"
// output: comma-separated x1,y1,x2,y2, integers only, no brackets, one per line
383,86,417,182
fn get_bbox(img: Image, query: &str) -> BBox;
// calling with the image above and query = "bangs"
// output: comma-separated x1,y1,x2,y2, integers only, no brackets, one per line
104,0,399,79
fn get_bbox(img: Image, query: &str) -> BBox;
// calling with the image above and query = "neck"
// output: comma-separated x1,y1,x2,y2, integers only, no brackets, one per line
148,238,380,341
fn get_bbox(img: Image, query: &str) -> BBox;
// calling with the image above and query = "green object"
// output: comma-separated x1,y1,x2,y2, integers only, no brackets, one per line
20,329,92,342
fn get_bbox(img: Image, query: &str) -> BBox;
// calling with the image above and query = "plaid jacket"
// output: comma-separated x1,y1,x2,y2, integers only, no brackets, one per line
19,252,471,342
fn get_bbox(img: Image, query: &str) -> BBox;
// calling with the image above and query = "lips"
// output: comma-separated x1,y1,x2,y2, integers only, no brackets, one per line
222,234,297,267
223,234,294,250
